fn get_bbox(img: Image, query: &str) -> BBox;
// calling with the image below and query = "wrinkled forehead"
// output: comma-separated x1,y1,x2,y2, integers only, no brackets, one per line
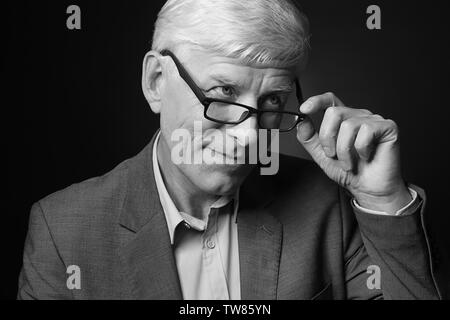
174,43,299,69
173,46,297,84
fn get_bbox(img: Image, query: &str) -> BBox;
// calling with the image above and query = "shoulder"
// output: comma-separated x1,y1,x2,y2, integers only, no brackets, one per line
36,156,132,234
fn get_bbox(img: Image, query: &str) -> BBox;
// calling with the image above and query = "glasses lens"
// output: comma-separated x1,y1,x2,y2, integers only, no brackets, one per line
260,112,299,131
206,102,250,124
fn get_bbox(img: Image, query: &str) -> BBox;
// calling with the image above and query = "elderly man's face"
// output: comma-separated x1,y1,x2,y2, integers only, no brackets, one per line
157,48,296,196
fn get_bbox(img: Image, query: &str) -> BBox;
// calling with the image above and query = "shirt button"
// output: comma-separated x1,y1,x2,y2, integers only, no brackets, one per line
183,222,191,229
206,240,216,249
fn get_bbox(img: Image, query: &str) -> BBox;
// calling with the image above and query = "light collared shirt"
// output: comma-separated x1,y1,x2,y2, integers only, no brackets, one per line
153,133,241,300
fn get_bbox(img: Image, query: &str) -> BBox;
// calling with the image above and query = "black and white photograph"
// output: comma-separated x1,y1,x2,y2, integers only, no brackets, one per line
3,0,450,306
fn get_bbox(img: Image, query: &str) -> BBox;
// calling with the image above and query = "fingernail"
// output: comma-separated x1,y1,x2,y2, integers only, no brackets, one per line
296,123,304,137
300,101,312,113
297,120,314,142
297,120,308,132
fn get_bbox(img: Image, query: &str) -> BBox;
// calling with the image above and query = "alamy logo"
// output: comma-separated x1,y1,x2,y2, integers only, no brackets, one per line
366,5,381,30
366,265,381,290
170,121,280,176
66,265,81,290
66,5,81,30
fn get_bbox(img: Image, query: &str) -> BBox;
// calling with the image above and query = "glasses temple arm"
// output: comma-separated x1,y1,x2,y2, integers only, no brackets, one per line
160,50,209,105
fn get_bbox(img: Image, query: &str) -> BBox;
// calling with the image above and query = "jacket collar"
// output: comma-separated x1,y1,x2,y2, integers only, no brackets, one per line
118,132,162,232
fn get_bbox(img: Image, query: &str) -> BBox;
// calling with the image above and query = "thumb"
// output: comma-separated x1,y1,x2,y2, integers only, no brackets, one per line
296,117,326,164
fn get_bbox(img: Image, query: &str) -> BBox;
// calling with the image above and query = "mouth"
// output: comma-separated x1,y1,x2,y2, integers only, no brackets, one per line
205,147,244,163
193,134,249,164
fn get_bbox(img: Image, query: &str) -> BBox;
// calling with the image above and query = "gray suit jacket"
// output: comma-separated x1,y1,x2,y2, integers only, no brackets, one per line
18,132,442,299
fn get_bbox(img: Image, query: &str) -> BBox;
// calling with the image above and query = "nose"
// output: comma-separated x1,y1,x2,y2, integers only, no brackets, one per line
229,95,259,145
234,114,258,130
228,115,258,149
235,95,259,125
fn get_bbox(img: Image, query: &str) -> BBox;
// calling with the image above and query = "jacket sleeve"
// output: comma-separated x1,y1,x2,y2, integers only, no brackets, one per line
18,202,72,300
340,185,442,300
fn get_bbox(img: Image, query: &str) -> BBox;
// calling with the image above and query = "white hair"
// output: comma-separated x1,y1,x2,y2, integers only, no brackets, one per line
151,0,310,69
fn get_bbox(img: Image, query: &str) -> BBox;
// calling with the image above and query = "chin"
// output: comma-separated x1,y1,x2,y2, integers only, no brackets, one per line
193,164,253,196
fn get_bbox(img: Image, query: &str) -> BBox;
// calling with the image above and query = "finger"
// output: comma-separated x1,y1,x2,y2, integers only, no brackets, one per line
354,118,399,160
354,123,376,161
296,117,327,165
336,118,366,172
319,107,373,158
300,92,346,114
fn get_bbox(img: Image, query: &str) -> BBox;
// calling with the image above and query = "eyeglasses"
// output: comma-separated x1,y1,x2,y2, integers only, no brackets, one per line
160,49,306,132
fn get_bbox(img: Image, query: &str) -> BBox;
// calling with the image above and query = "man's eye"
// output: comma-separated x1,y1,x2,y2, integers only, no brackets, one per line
210,86,235,98
265,95,282,106
221,86,234,97
261,94,289,111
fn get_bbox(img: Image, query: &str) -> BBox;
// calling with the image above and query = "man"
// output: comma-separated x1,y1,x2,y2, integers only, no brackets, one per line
18,0,441,299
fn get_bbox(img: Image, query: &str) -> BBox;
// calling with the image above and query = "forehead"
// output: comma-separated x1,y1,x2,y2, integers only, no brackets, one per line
177,48,296,86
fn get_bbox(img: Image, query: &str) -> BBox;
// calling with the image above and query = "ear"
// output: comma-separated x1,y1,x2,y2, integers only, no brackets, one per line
142,50,165,114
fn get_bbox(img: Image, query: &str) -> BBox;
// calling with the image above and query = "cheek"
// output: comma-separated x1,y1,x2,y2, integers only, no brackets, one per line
160,80,198,127
159,106,211,160
159,94,202,141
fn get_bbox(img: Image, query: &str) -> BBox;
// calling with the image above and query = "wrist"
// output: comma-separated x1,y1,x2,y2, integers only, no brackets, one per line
353,184,412,215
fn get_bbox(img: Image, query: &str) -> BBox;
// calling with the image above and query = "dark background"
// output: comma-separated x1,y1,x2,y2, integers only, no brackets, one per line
3,0,449,299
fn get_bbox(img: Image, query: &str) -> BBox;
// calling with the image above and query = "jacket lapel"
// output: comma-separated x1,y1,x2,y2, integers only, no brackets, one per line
118,132,182,300
238,171,283,300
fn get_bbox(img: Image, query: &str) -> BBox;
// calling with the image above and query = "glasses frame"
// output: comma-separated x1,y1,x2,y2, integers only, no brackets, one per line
160,49,306,132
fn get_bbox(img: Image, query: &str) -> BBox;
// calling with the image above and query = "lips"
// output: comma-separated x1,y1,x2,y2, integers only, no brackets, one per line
194,133,248,163
205,147,245,162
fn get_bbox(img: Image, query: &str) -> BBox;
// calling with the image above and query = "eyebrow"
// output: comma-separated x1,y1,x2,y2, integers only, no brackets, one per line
268,84,295,94
209,74,244,88
208,74,295,95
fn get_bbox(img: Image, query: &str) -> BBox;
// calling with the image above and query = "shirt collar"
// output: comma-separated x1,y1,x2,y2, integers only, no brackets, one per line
152,131,239,245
